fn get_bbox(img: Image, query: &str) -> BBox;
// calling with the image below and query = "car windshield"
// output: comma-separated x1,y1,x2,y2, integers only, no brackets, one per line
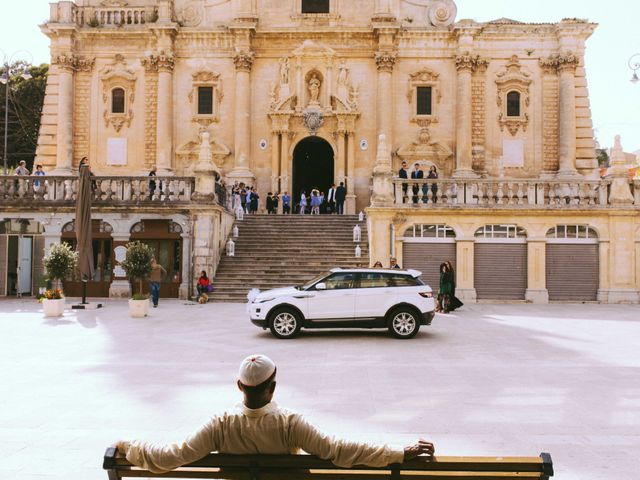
299,272,330,290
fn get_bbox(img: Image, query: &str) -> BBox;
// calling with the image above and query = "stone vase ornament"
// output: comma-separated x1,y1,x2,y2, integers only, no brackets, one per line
42,298,66,317
128,298,150,318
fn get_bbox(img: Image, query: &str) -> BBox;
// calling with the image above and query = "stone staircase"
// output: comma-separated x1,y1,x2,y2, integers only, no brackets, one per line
209,215,368,303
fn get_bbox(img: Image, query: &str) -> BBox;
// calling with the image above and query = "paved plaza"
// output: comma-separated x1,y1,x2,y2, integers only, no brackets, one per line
1,299,639,479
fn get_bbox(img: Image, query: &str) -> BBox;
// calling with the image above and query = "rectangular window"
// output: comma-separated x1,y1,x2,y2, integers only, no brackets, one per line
416,86,432,116
358,273,392,289
302,0,330,14
197,86,214,115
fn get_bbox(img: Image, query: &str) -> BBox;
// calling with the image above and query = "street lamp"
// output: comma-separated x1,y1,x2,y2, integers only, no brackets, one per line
1,49,34,175
629,53,640,85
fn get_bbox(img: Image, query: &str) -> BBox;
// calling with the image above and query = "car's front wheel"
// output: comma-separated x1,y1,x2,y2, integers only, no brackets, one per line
269,307,302,339
388,307,420,339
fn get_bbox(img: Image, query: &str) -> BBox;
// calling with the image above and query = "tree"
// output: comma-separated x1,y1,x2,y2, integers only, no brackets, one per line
121,241,154,297
0,62,48,172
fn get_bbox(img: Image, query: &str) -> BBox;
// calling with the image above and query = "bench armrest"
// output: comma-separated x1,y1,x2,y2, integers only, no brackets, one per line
103,447,118,469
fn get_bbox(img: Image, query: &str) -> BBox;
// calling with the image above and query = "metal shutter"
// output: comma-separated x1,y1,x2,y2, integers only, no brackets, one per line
32,236,46,296
475,243,527,300
0,237,6,296
546,244,599,301
402,243,456,291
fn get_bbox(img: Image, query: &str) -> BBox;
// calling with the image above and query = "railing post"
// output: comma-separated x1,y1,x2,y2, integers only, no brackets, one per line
394,181,402,205
599,180,609,205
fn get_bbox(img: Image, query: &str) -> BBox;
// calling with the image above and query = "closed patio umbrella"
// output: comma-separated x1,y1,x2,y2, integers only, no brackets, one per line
75,164,94,304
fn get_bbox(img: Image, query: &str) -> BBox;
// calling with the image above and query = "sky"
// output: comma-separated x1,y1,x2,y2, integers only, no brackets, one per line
1,0,639,151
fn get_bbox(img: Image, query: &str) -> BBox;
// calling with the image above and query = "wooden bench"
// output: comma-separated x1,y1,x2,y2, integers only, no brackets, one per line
103,448,553,479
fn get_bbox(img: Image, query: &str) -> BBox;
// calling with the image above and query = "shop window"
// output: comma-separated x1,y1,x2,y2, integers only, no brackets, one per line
475,224,527,239
404,224,456,239
302,0,330,13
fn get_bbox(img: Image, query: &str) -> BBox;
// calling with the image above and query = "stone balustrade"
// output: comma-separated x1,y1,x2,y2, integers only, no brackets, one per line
0,176,196,205
392,178,638,207
50,3,158,27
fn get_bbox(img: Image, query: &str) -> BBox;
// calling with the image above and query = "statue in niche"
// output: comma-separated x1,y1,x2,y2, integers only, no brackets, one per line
308,74,321,106
337,61,350,101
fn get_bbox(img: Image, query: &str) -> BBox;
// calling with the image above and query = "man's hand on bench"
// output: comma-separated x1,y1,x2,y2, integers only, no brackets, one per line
403,439,435,461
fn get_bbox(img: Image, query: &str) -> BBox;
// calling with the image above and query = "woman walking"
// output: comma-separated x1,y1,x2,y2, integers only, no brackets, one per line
445,260,463,312
438,262,454,313
299,190,307,215
310,189,320,215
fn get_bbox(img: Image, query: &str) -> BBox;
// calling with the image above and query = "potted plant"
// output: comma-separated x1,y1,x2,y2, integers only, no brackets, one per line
121,241,154,318
42,243,78,317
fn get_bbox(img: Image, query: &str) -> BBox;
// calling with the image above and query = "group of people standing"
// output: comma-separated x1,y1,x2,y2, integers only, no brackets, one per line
398,161,439,204
298,182,347,215
230,184,261,214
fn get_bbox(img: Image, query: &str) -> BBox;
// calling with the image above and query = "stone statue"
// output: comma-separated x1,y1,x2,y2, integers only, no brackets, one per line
338,61,349,87
308,74,321,106
279,57,290,86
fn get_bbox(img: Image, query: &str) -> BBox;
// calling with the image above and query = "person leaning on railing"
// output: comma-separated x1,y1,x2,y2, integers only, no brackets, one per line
114,354,435,474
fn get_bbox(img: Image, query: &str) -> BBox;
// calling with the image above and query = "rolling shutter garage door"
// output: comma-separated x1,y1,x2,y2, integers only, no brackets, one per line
546,244,598,301
474,243,527,300
402,243,456,291
0,236,6,296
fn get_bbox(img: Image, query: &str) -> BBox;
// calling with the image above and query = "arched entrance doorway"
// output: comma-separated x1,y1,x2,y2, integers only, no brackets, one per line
292,136,334,211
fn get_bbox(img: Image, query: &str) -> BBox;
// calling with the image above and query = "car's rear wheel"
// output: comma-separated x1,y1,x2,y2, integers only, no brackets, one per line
269,307,302,339
388,307,420,339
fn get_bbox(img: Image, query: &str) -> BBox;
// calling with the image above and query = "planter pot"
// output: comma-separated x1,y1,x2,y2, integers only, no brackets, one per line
128,298,150,318
43,298,66,317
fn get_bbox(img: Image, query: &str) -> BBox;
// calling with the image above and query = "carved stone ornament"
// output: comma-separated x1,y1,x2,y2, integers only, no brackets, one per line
54,54,95,72
175,133,231,174
496,55,532,136
303,108,324,135
407,68,442,122
427,0,458,28
539,51,580,74
100,54,136,132
396,124,453,175
100,0,128,6
455,52,489,72
233,51,254,72
375,51,397,72
142,51,175,72
177,0,203,27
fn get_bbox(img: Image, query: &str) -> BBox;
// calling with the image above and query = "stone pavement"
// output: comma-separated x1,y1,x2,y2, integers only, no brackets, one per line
1,299,639,480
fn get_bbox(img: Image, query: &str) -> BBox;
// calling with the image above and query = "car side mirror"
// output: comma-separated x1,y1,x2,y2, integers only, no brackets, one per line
315,282,327,291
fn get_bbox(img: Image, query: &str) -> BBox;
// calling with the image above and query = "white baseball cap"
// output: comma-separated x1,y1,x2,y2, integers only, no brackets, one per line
238,354,276,387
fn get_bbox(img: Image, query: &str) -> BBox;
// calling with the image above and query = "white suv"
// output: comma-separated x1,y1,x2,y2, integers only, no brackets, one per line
248,268,435,339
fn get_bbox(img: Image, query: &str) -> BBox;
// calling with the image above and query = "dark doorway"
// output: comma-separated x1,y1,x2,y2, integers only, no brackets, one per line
292,136,334,209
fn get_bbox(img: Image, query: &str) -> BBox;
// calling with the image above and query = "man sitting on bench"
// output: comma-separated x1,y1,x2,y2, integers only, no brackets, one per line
115,354,435,474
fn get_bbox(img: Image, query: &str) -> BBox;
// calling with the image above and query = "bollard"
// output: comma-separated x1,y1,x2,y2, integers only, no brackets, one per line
226,238,235,257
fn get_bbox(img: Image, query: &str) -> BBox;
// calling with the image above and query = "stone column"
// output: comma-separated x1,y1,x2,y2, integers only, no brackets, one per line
180,229,191,300
228,51,255,184
335,132,346,184
375,51,396,146
271,132,280,193
453,53,481,179
346,131,357,214
155,52,175,175
455,239,476,302
557,53,580,178
525,239,549,304
281,131,291,193
53,55,76,175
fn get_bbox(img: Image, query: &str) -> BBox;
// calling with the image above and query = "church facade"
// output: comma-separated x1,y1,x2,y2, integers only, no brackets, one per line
0,0,638,302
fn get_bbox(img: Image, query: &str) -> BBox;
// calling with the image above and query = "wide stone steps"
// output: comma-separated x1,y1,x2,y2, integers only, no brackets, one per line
210,215,368,302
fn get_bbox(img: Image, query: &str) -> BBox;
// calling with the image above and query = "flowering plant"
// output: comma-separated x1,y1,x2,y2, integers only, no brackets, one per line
42,289,64,300
43,243,78,290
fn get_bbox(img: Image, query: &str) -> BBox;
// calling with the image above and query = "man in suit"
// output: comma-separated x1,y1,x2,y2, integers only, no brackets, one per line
410,163,424,204
398,161,408,203
335,182,346,215
326,184,336,213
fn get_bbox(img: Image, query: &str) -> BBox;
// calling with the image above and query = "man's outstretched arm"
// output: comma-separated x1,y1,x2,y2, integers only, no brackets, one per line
289,414,434,468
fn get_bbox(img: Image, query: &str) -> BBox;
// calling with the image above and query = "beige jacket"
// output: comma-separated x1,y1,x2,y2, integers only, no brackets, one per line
148,264,166,282
123,402,404,474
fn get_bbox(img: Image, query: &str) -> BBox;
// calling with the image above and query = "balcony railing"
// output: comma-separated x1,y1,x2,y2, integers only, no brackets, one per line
50,3,158,27
392,178,639,207
0,176,194,205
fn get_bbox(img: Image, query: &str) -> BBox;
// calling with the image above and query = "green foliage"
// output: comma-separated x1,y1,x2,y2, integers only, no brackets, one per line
0,63,48,171
121,241,154,295
43,243,78,283
131,293,149,301
597,149,610,169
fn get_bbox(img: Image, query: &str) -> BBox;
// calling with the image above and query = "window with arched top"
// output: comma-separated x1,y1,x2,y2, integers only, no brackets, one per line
546,225,598,240
111,87,125,114
475,224,527,239
506,91,521,117
403,224,456,239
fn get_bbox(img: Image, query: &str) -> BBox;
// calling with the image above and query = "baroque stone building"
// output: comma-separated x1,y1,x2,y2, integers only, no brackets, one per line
1,0,639,302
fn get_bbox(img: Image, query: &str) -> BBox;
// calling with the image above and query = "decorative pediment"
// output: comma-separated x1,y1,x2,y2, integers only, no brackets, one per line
495,56,532,136
101,0,128,6
396,124,453,165
292,40,336,59
100,55,136,133
176,133,231,174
